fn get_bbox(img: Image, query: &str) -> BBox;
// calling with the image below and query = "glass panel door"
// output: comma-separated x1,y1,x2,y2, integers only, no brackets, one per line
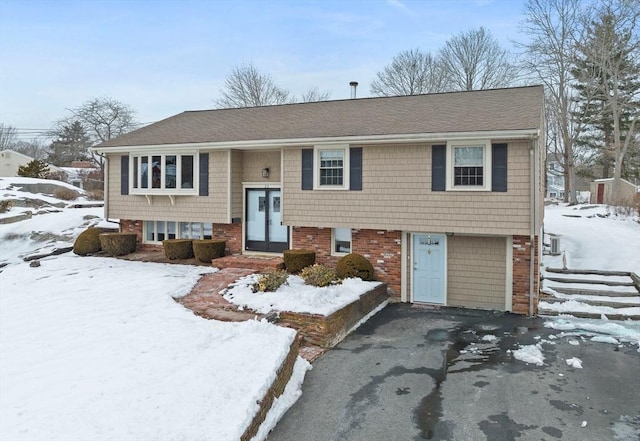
246,190,266,242
268,191,287,243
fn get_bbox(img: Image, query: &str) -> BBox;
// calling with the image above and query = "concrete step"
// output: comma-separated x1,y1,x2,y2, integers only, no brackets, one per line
539,309,640,321
545,267,632,277
541,296,640,309
543,276,635,287
550,287,639,297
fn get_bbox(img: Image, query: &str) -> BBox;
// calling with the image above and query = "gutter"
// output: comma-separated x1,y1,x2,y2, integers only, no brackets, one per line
529,139,536,317
91,129,541,154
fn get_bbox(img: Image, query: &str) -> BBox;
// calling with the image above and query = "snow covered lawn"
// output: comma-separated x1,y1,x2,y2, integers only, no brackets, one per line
543,203,640,273
0,255,302,441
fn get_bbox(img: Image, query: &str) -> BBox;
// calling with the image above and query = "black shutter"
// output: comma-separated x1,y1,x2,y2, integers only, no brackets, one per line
431,145,446,191
120,155,129,195
349,147,362,191
199,153,209,196
301,149,313,190
492,143,508,192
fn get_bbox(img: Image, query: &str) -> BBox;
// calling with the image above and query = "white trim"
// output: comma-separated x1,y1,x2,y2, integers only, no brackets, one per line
331,227,352,256
129,152,199,196
92,129,540,154
446,139,492,191
505,235,513,312
226,150,232,223
313,144,350,190
400,232,407,302
410,232,447,305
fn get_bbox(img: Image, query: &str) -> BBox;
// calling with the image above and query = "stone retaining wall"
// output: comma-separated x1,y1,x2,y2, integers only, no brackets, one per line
241,337,300,441
278,283,388,348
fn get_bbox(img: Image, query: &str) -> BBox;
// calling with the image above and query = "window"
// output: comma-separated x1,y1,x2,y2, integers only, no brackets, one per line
333,227,351,255
320,150,344,186
454,146,484,186
445,140,492,191
312,145,350,190
131,153,196,193
144,221,212,243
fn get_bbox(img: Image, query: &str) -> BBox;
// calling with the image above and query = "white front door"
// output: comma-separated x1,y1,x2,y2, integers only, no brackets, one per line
412,234,446,304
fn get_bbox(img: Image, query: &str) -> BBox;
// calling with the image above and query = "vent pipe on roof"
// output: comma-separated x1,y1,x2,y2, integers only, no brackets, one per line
349,81,359,99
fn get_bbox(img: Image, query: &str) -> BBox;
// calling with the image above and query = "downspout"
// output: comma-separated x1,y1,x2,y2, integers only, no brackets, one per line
529,139,536,317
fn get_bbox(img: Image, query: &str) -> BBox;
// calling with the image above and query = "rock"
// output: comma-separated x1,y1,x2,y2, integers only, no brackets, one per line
29,260,41,267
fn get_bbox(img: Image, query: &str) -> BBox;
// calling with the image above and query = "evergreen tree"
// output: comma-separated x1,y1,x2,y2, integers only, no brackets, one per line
47,121,91,166
573,0,640,191
17,159,50,178
572,8,640,181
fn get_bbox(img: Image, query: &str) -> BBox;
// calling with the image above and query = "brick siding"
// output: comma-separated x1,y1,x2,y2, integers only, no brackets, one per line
213,223,242,255
512,235,540,314
291,227,402,298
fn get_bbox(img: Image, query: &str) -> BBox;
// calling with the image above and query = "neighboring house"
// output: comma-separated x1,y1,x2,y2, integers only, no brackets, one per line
93,85,546,315
0,149,64,177
590,178,639,205
0,149,38,177
546,160,564,200
59,161,101,190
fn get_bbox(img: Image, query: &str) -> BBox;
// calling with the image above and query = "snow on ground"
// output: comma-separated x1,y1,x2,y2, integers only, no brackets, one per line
0,255,299,441
0,179,311,441
512,344,545,366
539,299,640,316
565,357,583,369
543,203,640,273
541,202,640,352
224,274,382,316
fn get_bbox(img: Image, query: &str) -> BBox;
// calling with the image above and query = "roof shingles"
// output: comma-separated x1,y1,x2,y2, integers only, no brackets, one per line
97,86,544,148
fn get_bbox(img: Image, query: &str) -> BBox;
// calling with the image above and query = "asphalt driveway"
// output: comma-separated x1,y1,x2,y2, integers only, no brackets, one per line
268,304,640,441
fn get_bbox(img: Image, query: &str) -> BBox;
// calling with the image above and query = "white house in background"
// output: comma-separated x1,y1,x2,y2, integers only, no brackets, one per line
0,149,36,177
546,160,564,200
59,161,101,189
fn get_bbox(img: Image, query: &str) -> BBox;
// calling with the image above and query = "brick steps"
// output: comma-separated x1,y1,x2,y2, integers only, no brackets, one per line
212,255,284,272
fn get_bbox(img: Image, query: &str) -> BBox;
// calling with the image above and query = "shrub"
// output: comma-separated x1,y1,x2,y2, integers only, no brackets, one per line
99,233,137,256
252,270,289,293
336,253,375,281
192,239,226,263
300,264,338,287
86,189,104,201
0,200,12,213
54,187,80,201
73,227,104,256
283,249,315,273
162,239,194,260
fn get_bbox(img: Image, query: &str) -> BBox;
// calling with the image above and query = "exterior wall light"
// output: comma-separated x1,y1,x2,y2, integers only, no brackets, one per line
262,167,270,179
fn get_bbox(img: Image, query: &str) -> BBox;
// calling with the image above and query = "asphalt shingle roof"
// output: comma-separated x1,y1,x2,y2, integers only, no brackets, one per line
97,85,544,148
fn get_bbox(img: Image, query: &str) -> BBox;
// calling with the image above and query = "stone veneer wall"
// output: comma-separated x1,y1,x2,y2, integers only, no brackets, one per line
278,283,388,347
291,227,401,298
213,223,242,255
512,235,540,315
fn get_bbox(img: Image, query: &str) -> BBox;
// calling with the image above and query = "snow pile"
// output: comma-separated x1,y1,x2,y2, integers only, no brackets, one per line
565,357,583,369
545,316,640,346
512,344,545,366
224,274,382,316
0,255,303,441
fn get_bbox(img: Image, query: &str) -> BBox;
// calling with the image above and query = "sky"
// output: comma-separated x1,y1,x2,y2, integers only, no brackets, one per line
0,0,527,141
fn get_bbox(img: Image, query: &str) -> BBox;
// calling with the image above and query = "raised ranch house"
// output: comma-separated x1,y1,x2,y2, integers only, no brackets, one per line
93,85,545,315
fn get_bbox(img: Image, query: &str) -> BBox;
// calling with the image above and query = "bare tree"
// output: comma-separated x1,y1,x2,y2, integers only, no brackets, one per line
575,0,640,201
0,124,18,150
216,63,291,108
370,49,448,96
518,0,584,204
438,27,518,92
299,87,331,103
12,139,48,160
59,97,138,169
